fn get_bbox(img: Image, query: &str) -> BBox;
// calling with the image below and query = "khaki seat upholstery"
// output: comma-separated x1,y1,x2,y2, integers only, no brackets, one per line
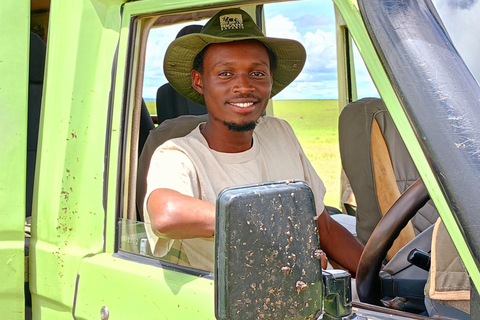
339,98,439,258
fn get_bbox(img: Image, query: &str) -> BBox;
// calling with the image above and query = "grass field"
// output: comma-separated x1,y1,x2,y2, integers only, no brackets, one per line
146,99,342,208
272,100,341,208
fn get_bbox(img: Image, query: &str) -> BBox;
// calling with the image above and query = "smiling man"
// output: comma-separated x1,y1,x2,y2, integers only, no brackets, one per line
143,8,363,275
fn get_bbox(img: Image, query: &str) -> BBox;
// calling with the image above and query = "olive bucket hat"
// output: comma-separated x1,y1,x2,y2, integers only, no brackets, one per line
163,8,306,106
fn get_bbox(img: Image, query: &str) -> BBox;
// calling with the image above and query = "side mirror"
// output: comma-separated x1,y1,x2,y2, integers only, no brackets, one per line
215,180,323,320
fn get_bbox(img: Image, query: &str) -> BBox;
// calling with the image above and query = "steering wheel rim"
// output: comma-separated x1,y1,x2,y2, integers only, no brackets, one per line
356,178,431,305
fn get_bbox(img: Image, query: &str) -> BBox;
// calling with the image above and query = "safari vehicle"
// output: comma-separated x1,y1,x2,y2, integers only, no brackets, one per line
2,0,480,319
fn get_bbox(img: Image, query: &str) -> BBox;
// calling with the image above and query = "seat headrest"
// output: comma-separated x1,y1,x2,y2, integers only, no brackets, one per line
176,24,203,38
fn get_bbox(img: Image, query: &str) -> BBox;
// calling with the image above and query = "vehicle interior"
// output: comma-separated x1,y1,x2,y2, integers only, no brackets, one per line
24,0,473,318
123,2,475,319
123,4,469,318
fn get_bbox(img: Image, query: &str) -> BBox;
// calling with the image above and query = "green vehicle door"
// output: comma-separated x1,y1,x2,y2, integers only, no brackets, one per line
0,1,30,319
6,0,479,318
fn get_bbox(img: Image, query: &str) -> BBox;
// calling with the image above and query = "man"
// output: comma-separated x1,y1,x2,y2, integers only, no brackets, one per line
143,8,363,275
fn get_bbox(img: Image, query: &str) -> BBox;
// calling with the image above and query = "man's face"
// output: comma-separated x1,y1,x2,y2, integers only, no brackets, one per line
191,40,273,132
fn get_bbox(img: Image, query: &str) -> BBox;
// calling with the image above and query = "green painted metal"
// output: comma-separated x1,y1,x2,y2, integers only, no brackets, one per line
74,254,215,319
0,1,29,319
1,0,477,317
30,0,126,318
333,0,479,290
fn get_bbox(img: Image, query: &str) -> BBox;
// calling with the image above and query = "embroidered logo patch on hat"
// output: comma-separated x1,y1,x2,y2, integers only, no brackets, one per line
220,14,244,31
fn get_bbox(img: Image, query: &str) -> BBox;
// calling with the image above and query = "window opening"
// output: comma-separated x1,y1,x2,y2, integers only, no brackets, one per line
264,0,341,207
120,11,214,274
352,41,379,99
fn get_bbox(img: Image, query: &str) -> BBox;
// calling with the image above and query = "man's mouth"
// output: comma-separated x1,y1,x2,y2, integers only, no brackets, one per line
230,102,255,108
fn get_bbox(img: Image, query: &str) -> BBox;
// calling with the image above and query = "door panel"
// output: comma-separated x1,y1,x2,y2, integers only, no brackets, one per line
0,1,30,318
73,254,214,319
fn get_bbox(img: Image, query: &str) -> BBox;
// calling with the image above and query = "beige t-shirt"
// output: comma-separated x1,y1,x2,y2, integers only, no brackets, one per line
144,116,326,272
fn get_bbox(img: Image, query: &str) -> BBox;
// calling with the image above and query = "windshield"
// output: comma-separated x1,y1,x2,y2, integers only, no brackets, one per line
432,0,480,84
359,0,480,294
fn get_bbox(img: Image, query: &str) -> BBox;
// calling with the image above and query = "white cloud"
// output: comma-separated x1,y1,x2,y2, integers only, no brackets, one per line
266,14,338,99
265,14,303,42
303,29,337,71
433,0,480,82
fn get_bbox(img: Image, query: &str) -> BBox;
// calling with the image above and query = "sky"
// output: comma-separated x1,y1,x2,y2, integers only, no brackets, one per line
143,0,479,101
143,0,378,100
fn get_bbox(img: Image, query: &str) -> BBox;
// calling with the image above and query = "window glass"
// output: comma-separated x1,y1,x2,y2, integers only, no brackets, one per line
118,219,194,267
143,21,207,115
352,42,379,99
432,0,480,84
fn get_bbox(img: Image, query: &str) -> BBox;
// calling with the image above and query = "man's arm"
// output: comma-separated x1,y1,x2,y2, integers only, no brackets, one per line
317,208,364,278
147,188,215,239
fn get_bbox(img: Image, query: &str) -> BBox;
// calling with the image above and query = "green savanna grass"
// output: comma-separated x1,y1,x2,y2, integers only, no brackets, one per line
146,99,341,208
145,100,156,115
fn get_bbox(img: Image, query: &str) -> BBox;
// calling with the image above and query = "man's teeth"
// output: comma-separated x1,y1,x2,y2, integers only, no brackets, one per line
232,102,254,108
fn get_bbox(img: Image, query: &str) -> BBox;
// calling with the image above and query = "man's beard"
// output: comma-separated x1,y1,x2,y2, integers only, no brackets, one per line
223,120,258,132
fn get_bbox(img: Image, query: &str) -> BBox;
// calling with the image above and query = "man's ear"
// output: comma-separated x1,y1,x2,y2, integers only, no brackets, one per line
191,69,204,95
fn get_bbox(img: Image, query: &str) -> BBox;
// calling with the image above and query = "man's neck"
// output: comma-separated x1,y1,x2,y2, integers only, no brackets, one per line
200,120,255,153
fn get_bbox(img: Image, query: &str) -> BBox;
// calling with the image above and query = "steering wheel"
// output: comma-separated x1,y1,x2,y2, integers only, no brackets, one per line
356,178,431,305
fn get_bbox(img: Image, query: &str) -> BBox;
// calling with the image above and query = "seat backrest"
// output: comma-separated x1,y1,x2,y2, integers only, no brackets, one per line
136,114,208,220
339,98,439,248
155,24,206,124
27,32,46,217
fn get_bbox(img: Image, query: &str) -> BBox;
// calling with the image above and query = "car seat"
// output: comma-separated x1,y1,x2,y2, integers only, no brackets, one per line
155,24,206,124
339,98,441,314
338,98,439,257
343,99,473,317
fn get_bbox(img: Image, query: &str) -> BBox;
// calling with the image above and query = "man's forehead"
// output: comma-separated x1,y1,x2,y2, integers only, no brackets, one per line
207,40,268,56
205,41,270,66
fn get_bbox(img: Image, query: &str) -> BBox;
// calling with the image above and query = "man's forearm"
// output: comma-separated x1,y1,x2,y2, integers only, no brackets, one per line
317,209,364,278
147,188,216,239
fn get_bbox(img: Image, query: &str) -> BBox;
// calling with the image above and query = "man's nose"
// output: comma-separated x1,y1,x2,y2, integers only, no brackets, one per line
233,73,254,93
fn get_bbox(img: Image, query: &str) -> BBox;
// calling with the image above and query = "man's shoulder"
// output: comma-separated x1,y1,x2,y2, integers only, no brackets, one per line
142,115,207,156
258,115,288,128
257,116,294,136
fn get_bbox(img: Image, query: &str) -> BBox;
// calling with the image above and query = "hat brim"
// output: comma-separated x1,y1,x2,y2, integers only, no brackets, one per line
164,34,306,106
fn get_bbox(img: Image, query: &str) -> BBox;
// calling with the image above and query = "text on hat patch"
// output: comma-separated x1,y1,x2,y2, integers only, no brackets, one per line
220,14,244,31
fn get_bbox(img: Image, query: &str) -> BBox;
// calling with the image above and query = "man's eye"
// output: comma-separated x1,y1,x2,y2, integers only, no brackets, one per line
251,71,266,77
219,71,232,77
